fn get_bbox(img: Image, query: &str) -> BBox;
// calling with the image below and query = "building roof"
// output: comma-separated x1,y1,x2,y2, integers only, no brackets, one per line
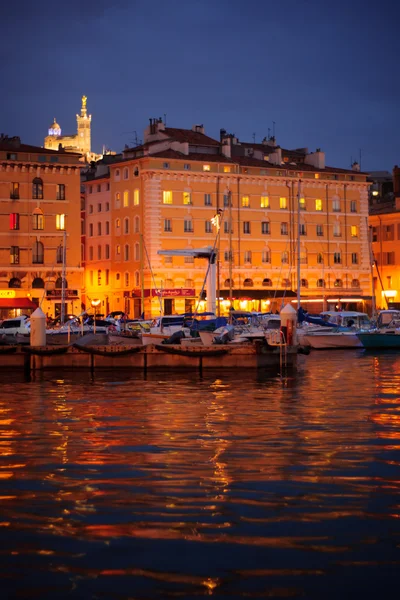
150,149,235,163
0,136,81,157
163,127,220,146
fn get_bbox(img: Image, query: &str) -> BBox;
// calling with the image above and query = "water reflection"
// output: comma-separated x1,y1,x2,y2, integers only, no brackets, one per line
1,352,400,598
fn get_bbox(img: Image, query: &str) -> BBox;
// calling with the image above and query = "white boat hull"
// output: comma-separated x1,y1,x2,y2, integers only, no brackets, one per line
303,332,362,349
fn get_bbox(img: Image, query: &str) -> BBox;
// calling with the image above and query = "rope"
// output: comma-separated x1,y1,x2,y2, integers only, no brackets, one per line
72,344,143,357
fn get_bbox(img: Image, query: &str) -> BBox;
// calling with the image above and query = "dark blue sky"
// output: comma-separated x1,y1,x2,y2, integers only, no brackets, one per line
1,0,398,171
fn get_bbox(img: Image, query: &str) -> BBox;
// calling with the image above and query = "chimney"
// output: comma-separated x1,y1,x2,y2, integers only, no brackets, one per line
220,128,227,142
351,161,360,172
268,147,282,165
304,149,325,170
192,124,205,135
221,139,231,159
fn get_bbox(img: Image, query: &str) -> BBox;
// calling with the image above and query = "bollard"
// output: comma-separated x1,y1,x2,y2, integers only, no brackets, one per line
280,304,297,346
30,307,47,347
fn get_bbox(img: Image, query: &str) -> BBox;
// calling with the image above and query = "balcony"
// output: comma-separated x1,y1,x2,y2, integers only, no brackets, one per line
10,193,19,200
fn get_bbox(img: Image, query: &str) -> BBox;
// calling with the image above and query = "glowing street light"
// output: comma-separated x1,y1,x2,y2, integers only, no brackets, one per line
91,298,101,333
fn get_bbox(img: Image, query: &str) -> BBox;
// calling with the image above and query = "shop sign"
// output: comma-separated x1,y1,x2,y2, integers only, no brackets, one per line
0,290,16,298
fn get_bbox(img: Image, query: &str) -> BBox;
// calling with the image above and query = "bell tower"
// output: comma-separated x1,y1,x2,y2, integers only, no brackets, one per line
76,95,91,155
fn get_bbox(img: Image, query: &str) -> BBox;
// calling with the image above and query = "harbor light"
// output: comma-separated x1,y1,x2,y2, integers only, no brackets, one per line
91,298,101,333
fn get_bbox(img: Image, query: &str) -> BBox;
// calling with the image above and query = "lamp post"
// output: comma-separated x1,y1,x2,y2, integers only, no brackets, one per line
91,298,101,334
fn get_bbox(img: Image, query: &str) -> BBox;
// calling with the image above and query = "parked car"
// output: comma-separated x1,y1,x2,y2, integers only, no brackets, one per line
0,315,31,337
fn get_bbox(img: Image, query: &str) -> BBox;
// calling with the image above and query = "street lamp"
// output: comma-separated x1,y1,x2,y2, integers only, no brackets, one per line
91,298,101,333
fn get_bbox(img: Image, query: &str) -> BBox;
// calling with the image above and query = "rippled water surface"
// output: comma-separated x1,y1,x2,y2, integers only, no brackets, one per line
1,350,400,599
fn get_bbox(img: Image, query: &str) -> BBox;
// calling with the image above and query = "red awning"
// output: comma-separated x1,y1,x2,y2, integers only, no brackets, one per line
0,298,38,309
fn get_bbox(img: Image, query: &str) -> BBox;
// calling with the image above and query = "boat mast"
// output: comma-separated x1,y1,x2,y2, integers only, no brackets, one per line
61,229,66,324
228,190,233,320
140,233,145,318
296,180,301,310
368,225,377,318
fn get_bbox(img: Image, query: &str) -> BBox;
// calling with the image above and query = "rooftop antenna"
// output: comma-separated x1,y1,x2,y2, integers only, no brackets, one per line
359,148,362,170
164,113,167,126
252,132,256,143
267,127,271,139
272,121,276,138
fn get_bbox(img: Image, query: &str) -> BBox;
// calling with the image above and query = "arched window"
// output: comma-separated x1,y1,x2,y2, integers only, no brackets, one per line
262,278,272,287
105,221,110,235
115,218,121,230
9,277,21,289
334,278,343,287
123,190,129,207
224,278,234,287
115,192,121,207
185,279,194,288
115,272,121,286
301,278,308,288
97,222,102,236
124,244,130,261
105,244,110,259
32,277,45,289
123,167,129,180
133,166,139,177
281,278,291,288
124,217,129,234
56,245,63,264
317,253,324,264
134,216,140,233
135,271,140,287
32,241,44,264
317,278,326,288
243,278,253,287
134,243,140,261
32,208,44,230
352,279,360,288
55,277,67,289
98,245,102,260
32,177,43,200
114,169,120,180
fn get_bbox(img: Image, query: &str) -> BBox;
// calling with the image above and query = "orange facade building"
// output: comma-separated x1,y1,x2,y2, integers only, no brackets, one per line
0,136,83,319
83,120,371,318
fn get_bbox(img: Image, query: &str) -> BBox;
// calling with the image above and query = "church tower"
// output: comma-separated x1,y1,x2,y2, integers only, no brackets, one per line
76,95,91,156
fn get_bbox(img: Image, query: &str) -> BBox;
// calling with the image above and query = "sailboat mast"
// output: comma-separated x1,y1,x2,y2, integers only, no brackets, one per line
368,225,377,318
140,233,145,318
228,190,233,318
61,229,66,324
297,180,301,309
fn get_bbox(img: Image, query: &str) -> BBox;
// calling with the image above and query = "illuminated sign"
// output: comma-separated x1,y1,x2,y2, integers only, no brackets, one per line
0,290,16,298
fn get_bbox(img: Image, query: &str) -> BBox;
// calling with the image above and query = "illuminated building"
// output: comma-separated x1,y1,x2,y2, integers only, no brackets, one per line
0,135,83,319
84,118,371,318
44,96,102,163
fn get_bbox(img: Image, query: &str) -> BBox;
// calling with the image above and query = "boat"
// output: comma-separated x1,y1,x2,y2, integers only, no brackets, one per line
356,309,400,349
301,311,371,349
141,313,218,346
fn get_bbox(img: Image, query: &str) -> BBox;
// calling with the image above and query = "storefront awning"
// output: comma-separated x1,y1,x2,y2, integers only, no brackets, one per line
0,298,38,309
219,289,297,299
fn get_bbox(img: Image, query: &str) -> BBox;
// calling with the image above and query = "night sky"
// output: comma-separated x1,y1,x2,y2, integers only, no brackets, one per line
1,0,398,171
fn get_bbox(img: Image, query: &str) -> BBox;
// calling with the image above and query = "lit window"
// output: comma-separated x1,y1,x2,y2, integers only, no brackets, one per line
123,190,129,207
115,192,121,206
223,166,231,173
133,189,140,205
183,192,192,205
280,197,287,209
10,246,19,264
261,195,269,208
116,244,121,256
9,213,19,230
299,197,306,210
315,173,320,179
56,214,65,230
242,196,250,208
163,191,172,204
203,165,211,171
116,218,121,230
351,225,358,237
315,199,322,211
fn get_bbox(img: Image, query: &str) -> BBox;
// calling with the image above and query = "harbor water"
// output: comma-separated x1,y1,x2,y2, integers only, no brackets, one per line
1,349,400,599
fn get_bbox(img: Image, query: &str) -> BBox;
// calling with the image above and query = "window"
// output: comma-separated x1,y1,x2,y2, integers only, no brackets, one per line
244,251,252,264
124,244,129,261
301,278,308,288
125,272,130,287
242,195,250,208
262,249,271,263
97,222,102,235
333,252,341,264
184,164,191,171
115,218,121,230
105,269,109,285
56,245,63,264
224,220,233,234
135,243,140,261
383,225,394,241
32,241,44,264
98,245,102,260
9,277,21,288
372,226,378,242
163,191,172,204
299,197,306,210
89,186,93,194
317,278,325,288
299,223,306,235
315,199,322,211
261,195,269,208
332,198,341,212
280,197,287,209
204,193,212,206
116,244,121,256
115,169,120,180
97,184,101,192
32,210,44,230
315,174,320,179
106,202,110,212
105,221,110,235
223,194,231,207
281,251,289,264
89,204,93,214
351,225,358,237
98,203,102,212
281,278,291,288
261,221,270,235
316,224,324,236
164,256,173,265
300,250,307,264
243,221,251,234
10,182,19,199
115,192,121,207
334,278,343,288
124,218,129,234
89,223,93,237
243,277,253,286
184,219,193,232
56,214,65,230
352,279,360,288
350,201,357,213
98,269,102,286
384,251,395,265
105,244,110,259
134,216,140,233
317,253,324,264
183,192,192,205
133,189,140,205
224,251,233,262
163,162,170,169
203,164,210,171
10,246,19,264
205,221,212,233
56,184,65,200
89,246,93,260
223,166,231,173
184,255,194,264
224,278,233,287
81,219,85,235
32,277,45,288
123,167,129,180
262,278,272,287
133,167,139,177
281,222,288,235
164,219,172,232
333,222,341,237
32,178,43,199
351,253,358,264
9,213,19,230
123,190,129,207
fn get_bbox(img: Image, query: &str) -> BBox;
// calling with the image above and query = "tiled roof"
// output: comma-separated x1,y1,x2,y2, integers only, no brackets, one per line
0,141,81,156
150,150,235,163
162,127,220,146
